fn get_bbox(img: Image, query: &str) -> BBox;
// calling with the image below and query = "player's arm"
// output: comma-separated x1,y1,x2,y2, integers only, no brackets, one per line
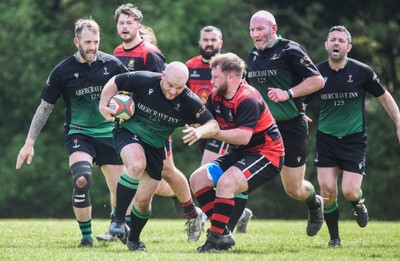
214,127,253,145
99,76,119,122
378,90,400,143
16,99,54,169
182,120,219,146
268,75,324,103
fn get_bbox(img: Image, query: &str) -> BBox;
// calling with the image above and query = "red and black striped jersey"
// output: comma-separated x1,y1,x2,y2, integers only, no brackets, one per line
113,41,166,73
186,55,213,104
206,81,284,166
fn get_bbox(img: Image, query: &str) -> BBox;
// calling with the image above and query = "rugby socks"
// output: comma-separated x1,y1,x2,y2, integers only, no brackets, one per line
324,202,340,240
129,205,151,242
305,184,320,210
171,196,186,218
350,189,363,207
227,193,248,232
194,187,216,220
115,173,139,222
210,197,234,235
78,219,92,239
181,198,198,219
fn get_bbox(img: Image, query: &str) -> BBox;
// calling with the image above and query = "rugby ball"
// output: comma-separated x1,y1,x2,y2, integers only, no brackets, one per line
108,93,135,120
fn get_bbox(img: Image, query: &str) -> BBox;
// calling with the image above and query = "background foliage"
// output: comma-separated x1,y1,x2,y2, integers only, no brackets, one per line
1,0,399,220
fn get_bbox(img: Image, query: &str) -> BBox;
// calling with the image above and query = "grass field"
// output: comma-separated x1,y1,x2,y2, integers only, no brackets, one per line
0,219,398,260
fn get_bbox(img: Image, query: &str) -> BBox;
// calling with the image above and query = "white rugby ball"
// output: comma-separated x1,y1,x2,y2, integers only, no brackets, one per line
108,93,135,120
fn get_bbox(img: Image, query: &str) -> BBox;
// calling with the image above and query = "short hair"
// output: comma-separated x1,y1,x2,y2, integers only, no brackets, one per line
74,18,100,39
114,3,143,23
327,25,352,44
140,25,157,46
200,25,222,40
210,52,245,77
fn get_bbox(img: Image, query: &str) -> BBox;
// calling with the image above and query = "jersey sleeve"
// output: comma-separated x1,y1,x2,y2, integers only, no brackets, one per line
40,67,63,105
145,52,166,72
235,98,261,130
286,42,321,78
184,90,215,124
365,67,386,97
114,72,139,93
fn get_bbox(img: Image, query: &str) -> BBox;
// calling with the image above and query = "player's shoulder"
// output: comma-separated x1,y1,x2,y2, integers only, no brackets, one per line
186,55,202,66
347,58,370,70
50,55,76,75
140,41,162,54
113,44,124,55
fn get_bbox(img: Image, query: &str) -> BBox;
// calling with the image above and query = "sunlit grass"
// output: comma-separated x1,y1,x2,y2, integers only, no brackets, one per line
0,219,398,260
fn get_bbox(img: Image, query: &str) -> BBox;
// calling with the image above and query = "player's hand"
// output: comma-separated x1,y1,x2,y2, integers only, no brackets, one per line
268,87,290,103
182,124,201,146
16,144,34,169
99,105,120,123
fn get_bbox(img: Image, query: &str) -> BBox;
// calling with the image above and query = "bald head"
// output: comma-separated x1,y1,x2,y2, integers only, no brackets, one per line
164,61,189,86
250,10,276,25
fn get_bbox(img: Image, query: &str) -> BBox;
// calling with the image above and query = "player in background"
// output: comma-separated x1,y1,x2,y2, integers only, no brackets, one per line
246,10,325,237
16,18,128,248
96,3,205,243
99,62,220,251
186,25,253,234
305,25,400,247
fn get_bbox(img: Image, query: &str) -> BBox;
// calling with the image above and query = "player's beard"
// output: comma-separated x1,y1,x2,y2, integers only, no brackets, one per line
200,46,220,60
78,45,97,63
215,82,228,97
120,32,135,43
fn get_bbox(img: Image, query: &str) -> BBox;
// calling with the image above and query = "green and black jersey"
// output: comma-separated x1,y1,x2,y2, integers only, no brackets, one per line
246,36,321,122
115,71,215,148
305,58,386,137
41,51,128,138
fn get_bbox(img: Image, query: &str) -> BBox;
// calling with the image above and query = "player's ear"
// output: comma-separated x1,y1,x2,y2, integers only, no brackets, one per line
73,37,79,48
347,43,352,53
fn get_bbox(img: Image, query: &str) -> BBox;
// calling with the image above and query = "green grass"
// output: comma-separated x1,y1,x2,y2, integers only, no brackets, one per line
0,219,398,260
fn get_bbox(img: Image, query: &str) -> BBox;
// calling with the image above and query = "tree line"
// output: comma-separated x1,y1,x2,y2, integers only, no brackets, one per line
1,0,399,220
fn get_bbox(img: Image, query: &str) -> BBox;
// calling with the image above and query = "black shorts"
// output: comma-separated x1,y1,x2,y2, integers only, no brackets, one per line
113,126,167,180
314,130,366,175
204,138,230,155
65,133,122,166
214,150,282,194
277,115,308,167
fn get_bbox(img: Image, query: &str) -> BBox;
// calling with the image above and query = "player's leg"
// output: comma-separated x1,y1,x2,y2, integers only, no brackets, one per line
278,116,323,236
97,163,127,243
201,139,253,233
162,155,204,241
342,171,367,227
69,151,94,248
110,128,146,237
127,172,159,252
154,178,185,217
318,166,341,247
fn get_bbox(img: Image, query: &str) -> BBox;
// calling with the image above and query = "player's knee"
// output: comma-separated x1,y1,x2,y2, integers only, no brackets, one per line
71,161,92,208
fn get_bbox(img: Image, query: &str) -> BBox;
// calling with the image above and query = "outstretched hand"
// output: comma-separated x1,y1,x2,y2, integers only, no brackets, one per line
182,124,202,146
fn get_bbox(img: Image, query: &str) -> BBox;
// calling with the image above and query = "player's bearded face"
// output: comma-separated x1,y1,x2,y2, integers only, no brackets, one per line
78,42,98,63
200,46,220,60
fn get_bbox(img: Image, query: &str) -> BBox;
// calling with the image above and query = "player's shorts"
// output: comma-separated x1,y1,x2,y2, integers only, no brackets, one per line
65,133,122,166
203,138,230,155
213,150,283,193
314,130,366,175
277,115,308,167
113,126,167,181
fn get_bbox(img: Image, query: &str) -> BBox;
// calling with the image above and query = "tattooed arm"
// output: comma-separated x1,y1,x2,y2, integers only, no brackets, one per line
16,100,54,169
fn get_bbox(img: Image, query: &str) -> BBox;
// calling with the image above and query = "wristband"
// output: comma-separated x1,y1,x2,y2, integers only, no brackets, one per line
286,89,294,99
